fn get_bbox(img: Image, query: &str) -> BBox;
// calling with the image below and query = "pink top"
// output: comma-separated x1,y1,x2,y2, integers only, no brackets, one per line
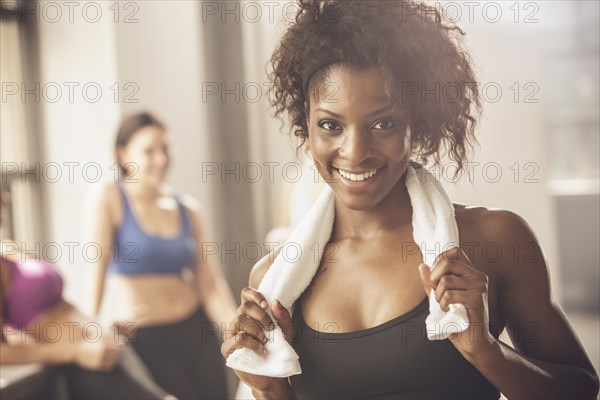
2,256,63,329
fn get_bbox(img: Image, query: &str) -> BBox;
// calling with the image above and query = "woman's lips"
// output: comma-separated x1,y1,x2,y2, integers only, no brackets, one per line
332,166,384,189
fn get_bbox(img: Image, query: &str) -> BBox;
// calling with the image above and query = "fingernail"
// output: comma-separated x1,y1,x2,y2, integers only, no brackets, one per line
260,301,268,309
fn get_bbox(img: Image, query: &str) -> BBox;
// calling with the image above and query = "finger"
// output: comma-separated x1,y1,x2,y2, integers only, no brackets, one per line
240,287,269,310
418,263,433,295
239,300,275,331
432,247,463,268
232,314,269,344
438,289,486,312
435,274,476,303
438,289,465,312
221,332,266,358
271,300,298,344
224,314,263,343
429,259,481,287
436,273,487,293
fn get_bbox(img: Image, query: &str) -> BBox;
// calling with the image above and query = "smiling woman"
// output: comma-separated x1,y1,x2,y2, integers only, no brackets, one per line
220,1,600,399
84,112,237,400
270,1,481,181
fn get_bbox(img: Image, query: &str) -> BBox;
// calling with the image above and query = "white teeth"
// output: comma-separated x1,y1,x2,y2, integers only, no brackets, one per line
337,168,378,182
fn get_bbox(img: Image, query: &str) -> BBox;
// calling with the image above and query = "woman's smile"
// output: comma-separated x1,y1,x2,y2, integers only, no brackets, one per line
332,165,385,191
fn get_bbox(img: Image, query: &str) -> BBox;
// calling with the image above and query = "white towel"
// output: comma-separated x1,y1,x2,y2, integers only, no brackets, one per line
226,163,469,378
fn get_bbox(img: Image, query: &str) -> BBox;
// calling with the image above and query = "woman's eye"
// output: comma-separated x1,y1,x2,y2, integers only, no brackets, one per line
318,120,341,131
372,120,394,130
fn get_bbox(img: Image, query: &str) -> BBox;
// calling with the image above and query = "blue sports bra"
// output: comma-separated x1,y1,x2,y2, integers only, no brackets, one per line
109,184,197,275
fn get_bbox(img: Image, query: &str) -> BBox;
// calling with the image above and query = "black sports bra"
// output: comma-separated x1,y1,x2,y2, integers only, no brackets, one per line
289,296,501,399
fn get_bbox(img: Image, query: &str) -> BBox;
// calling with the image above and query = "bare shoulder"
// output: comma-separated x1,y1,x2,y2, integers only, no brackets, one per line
455,203,538,248
178,193,207,231
248,246,283,289
454,203,534,241
453,203,546,283
178,194,217,244
89,180,121,205
179,193,201,214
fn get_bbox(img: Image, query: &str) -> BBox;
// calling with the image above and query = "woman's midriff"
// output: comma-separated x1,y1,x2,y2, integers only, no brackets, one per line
109,273,200,327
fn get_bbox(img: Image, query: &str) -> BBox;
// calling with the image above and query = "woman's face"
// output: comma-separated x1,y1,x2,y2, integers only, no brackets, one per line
307,65,412,211
118,126,171,187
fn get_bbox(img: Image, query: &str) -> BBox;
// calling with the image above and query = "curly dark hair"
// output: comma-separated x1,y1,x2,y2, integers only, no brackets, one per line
269,0,482,178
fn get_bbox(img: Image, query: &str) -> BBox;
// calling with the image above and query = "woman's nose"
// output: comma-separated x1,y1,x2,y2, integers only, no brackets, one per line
154,150,169,168
339,126,373,166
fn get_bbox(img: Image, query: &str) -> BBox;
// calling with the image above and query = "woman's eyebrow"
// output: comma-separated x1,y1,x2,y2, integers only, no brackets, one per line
366,105,394,117
314,108,344,118
314,105,394,119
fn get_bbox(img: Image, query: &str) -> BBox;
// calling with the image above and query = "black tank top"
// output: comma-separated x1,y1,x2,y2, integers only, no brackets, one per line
290,296,501,399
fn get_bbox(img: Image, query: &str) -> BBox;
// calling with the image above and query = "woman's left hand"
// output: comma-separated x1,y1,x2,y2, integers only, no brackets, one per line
418,247,497,360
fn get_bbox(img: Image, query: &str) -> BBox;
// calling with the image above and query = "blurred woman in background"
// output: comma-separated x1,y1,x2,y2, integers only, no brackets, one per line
0,187,173,399
85,111,236,399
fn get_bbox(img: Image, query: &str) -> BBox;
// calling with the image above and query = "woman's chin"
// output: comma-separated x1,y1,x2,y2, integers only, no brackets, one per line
334,191,382,212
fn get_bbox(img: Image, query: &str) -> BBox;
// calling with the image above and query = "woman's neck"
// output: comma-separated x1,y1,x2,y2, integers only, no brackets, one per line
122,180,163,202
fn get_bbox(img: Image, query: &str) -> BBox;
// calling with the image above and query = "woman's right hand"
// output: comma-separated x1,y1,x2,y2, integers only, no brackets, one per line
72,336,124,371
221,287,297,398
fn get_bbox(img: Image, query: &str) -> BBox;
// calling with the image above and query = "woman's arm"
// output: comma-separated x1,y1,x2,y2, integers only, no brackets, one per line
473,211,598,398
81,183,118,317
1,290,122,370
1,315,122,371
0,338,74,365
0,280,74,364
184,196,237,332
426,210,599,399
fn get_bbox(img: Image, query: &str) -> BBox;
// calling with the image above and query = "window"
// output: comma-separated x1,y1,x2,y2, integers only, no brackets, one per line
1,0,43,245
544,1,599,193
